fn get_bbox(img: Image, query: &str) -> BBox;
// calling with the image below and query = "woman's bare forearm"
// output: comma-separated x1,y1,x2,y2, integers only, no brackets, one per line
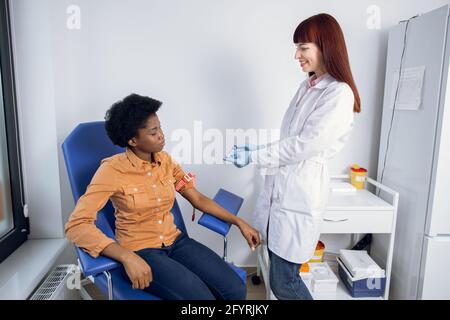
101,242,135,263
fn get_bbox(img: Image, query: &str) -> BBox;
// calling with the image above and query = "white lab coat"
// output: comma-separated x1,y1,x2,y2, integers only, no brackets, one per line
251,73,355,264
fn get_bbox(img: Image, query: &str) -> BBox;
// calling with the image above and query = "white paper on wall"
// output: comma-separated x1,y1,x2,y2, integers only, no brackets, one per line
390,66,425,111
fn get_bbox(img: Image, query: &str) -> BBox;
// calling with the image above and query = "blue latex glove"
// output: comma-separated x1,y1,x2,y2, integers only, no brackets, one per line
223,144,265,168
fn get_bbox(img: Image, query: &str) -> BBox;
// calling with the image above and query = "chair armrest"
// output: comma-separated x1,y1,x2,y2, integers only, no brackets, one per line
198,188,244,237
76,246,120,277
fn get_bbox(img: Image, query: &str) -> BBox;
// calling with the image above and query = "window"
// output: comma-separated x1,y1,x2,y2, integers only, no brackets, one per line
0,0,28,263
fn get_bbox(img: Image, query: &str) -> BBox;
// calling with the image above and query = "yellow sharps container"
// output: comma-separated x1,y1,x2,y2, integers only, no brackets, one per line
350,164,367,190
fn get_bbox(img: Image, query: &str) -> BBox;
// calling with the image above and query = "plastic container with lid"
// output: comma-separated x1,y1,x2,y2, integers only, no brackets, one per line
309,262,339,293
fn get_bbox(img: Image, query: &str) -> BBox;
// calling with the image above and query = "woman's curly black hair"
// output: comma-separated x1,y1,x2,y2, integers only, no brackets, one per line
105,93,162,147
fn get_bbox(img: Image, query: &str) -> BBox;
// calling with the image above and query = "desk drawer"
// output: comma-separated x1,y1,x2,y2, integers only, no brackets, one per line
321,210,393,234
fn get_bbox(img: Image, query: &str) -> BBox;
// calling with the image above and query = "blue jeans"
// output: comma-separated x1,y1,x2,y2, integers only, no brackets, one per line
132,232,246,300
269,249,313,300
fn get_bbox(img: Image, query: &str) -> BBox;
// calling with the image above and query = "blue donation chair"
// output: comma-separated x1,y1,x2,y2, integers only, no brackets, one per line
62,121,246,300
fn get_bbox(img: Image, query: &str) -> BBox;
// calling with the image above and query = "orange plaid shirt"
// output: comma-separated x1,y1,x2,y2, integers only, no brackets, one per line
64,148,194,258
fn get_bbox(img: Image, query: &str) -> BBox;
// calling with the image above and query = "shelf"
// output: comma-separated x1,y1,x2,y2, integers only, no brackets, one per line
327,189,394,211
258,245,385,300
256,177,397,300
304,261,384,300
306,279,383,300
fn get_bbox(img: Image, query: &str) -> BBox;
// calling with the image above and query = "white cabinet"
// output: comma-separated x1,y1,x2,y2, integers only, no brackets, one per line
256,175,399,300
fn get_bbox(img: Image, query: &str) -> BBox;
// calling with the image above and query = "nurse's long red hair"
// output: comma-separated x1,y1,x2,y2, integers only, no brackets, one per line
293,13,361,113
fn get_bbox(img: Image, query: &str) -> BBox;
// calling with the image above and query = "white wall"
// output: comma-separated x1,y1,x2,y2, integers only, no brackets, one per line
10,0,450,266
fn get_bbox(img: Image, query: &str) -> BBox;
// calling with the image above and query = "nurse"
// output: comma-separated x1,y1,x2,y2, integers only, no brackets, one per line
226,13,361,299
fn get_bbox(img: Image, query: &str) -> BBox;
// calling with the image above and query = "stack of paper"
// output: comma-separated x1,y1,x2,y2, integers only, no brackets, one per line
339,250,385,280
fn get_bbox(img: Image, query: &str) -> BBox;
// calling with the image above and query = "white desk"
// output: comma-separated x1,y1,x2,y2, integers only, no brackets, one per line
256,175,399,300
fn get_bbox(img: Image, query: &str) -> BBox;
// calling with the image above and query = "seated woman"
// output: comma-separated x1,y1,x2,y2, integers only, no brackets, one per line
64,93,261,300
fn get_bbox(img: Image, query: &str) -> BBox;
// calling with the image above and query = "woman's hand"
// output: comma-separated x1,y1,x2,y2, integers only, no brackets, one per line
237,219,261,251
121,251,153,290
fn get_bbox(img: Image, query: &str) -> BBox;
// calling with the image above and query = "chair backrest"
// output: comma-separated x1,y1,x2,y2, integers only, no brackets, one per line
62,121,188,235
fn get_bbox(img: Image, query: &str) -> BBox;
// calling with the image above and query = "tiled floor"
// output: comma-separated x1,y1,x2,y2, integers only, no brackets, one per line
83,267,267,300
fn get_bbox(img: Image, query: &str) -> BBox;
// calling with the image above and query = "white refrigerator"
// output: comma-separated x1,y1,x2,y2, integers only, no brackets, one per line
375,4,450,299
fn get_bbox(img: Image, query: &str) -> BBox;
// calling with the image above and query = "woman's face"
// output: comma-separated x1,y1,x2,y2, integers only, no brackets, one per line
294,42,326,76
128,114,165,153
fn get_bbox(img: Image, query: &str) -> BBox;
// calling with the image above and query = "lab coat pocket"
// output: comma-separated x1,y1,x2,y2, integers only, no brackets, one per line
123,184,152,210
280,162,320,215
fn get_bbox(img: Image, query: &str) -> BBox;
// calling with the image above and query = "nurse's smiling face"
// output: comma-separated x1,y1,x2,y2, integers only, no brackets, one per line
295,42,327,77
